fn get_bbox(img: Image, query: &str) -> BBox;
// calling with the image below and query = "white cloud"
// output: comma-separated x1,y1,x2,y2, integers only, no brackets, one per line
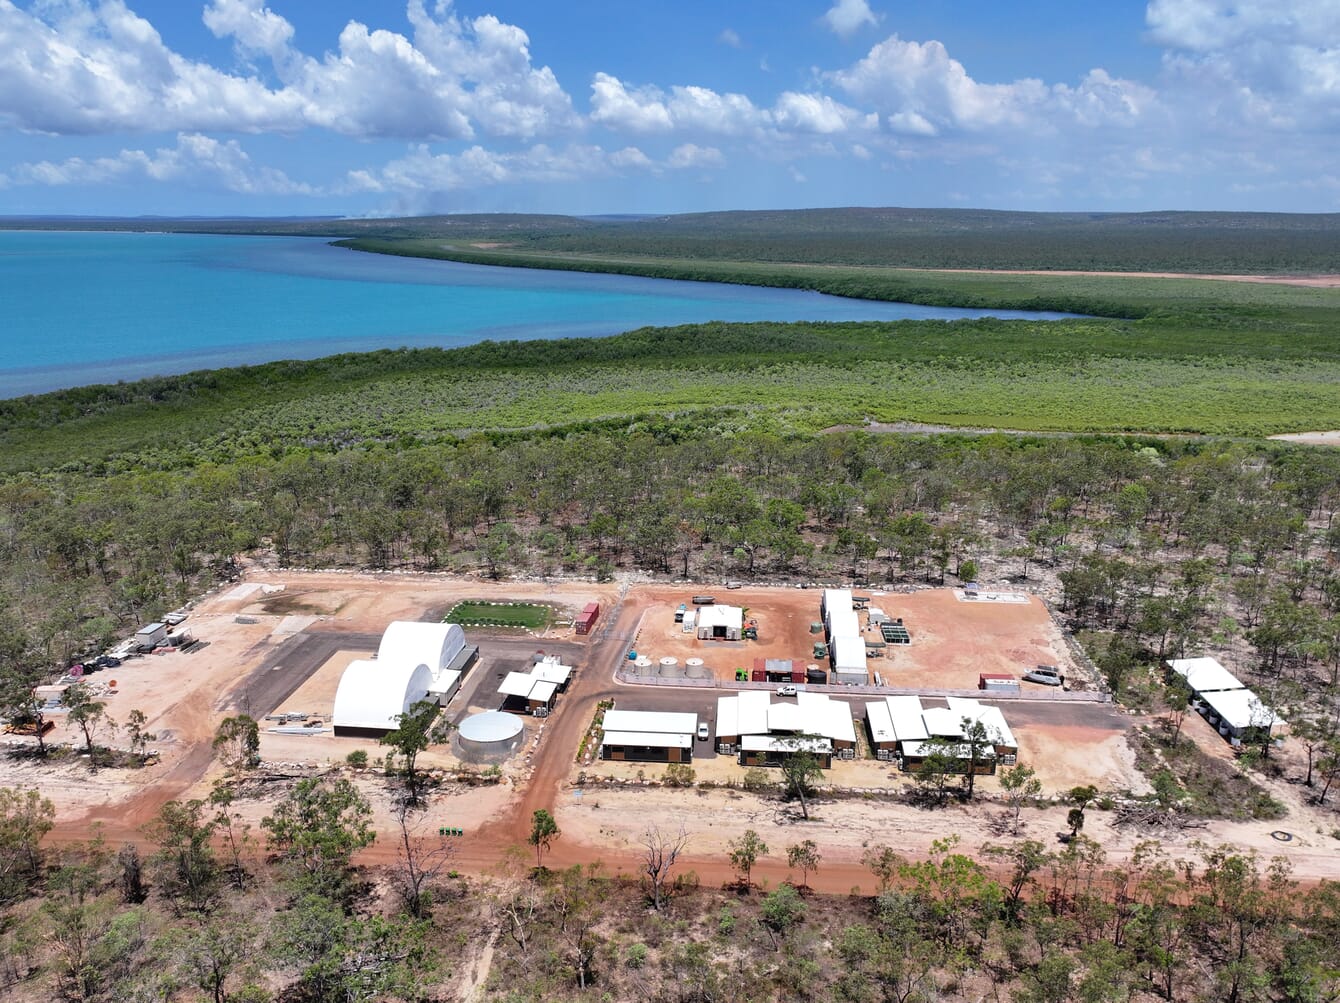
823,0,878,39
830,34,1156,135
0,0,577,140
2,132,313,194
718,27,741,48
1146,0,1340,131
590,73,766,135
345,141,676,195
772,91,868,133
667,143,724,169
589,73,674,132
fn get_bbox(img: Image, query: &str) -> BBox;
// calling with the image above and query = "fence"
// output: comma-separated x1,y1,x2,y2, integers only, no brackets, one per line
613,669,1110,703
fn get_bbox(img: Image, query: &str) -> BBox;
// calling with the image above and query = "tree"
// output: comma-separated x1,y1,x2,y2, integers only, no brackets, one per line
999,763,1044,836
64,683,112,766
1067,785,1098,840
640,824,690,911
0,787,54,904
207,782,252,890
391,799,454,920
122,709,156,764
271,892,434,1003
958,716,998,800
175,907,258,1003
912,743,959,806
144,799,219,914
212,715,260,772
379,699,452,805
759,883,806,949
528,809,559,869
779,740,825,819
262,776,375,898
729,829,768,891
787,839,821,889
862,844,903,894
1163,675,1193,746
0,670,49,756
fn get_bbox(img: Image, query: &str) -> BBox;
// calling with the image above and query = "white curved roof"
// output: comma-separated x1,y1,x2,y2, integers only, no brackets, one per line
377,621,465,672
333,659,433,732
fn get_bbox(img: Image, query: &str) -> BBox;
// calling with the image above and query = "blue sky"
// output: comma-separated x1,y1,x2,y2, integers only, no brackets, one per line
1,0,1336,217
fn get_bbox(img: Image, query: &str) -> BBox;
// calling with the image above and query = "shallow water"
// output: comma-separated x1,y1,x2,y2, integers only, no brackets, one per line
1,230,1076,397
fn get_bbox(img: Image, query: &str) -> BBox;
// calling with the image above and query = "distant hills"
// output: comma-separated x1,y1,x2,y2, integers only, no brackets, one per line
5,207,1339,273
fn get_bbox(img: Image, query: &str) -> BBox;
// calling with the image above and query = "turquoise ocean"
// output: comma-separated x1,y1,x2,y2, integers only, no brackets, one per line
0,230,1075,398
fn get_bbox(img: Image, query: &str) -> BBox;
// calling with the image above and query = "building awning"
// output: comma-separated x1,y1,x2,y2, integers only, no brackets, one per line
601,731,692,750
739,734,832,754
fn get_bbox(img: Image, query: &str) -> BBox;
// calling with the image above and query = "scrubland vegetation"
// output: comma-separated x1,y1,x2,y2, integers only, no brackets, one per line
3,791,1338,1003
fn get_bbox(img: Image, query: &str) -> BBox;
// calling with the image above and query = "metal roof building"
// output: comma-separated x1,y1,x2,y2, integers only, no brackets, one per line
377,621,466,673
332,659,433,738
1167,656,1245,694
1200,688,1279,740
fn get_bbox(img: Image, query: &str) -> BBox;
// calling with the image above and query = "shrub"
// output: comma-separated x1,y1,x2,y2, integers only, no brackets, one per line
663,763,696,787
742,768,774,792
345,750,368,768
625,943,649,969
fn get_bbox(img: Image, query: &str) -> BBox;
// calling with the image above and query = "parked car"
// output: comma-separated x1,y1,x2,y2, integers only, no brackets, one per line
776,684,798,697
1023,665,1065,686
697,722,710,741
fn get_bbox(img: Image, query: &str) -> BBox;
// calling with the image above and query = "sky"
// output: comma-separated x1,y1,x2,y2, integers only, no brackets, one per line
0,0,1337,217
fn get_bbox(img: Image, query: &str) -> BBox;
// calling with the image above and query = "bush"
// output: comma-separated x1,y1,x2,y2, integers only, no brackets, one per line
663,763,696,787
742,768,774,792
345,750,368,768
625,943,648,969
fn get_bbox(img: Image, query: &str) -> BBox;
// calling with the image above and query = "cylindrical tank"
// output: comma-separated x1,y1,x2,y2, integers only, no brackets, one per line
456,711,524,763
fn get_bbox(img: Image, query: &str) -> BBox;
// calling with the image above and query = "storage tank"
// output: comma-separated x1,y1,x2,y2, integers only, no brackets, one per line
456,711,525,763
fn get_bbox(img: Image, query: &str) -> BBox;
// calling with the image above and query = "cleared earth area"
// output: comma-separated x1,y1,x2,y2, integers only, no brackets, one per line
10,567,1336,890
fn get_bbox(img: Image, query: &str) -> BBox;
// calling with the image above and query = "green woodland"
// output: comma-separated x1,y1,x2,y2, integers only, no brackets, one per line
3,209,1340,1000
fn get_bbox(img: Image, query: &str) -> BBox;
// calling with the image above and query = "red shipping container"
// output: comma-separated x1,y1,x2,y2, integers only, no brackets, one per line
751,669,766,682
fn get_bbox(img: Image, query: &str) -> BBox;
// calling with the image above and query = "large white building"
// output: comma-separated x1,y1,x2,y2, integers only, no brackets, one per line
332,620,475,737
715,690,857,767
332,660,435,738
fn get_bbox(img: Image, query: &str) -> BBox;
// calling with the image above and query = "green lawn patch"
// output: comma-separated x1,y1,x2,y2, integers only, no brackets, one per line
445,601,553,630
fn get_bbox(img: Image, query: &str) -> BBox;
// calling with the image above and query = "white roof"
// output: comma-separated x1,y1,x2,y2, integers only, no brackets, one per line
498,672,540,698
603,710,698,735
332,659,433,732
378,621,465,673
866,701,896,744
427,670,461,695
717,695,739,738
601,731,692,750
902,740,997,760
886,696,929,743
946,697,1017,749
768,702,806,733
739,734,832,754
796,691,856,743
831,634,867,673
531,663,572,686
738,690,770,734
827,607,860,639
823,589,852,612
528,679,557,704
697,605,744,630
1201,688,1279,730
1168,657,1244,694
921,706,963,738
